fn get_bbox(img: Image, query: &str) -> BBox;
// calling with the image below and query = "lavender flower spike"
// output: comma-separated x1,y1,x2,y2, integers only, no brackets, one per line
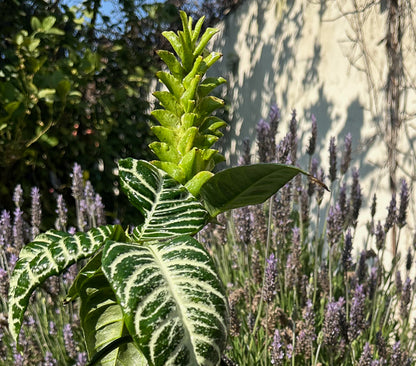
348,284,366,341
263,253,278,303
306,114,317,156
55,194,68,231
322,297,345,347
397,178,409,228
289,110,298,164
358,342,373,366
63,323,78,359
13,184,24,208
342,229,353,271
30,186,41,240
384,193,397,233
71,163,84,201
350,167,362,227
374,221,385,250
328,136,337,182
327,204,342,247
270,329,284,365
256,119,271,163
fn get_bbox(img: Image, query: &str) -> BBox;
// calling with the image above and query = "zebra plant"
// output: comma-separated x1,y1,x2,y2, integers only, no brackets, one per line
8,11,310,366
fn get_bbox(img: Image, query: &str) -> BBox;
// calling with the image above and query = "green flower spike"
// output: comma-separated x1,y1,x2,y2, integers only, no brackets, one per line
150,11,227,196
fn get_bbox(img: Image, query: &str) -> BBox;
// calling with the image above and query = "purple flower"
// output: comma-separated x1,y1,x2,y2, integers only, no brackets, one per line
0,209,12,249
391,341,402,366
0,267,8,299
43,351,57,366
342,229,353,271
263,253,278,303
350,167,362,227
374,221,385,250
338,183,350,225
405,247,412,272
9,253,18,268
276,133,290,164
270,329,284,365
63,323,77,359
268,103,280,159
395,270,402,294
30,187,41,240
49,321,57,336
368,265,379,300
356,250,368,283
285,228,302,289
300,188,309,225
306,114,317,156
257,119,271,163
13,347,24,366
289,110,297,164
268,103,280,138
358,342,373,366
55,195,68,231
327,204,342,247
348,284,366,340
76,352,88,366
323,298,346,347
295,299,316,358
397,178,409,228
371,194,377,218
13,207,25,251
341,133,352,175
328,136,337,182
400,277,411,319
375,332,388,359
71,163,84,202
233,206,253,244
384,193,397,233
13,184,24,208
273,184,293,238
238,138,251,166
95,194,106,226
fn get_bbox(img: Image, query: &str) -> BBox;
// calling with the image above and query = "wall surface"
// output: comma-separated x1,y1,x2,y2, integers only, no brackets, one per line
211,0,416,254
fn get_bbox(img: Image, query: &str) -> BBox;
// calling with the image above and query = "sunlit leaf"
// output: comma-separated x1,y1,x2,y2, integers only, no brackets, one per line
102,236,229,366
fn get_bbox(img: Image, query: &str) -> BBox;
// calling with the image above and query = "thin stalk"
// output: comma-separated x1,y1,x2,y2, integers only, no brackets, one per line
312,203,321,305
329,245,333,300
249,199,273,355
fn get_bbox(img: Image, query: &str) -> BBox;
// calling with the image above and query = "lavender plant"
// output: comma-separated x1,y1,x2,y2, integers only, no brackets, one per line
204,106,416,366
0,179,95,365
7,12,306,366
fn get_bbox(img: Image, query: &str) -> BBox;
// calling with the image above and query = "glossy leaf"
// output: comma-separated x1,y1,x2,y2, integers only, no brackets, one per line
102,236,229,366
77,262,147,365
8,225,121,343
200,163,306,216
118,159,209,241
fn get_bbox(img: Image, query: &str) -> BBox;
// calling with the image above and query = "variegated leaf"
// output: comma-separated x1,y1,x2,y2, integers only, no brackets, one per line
76,262,148,365
102,236,229,366
118,158,209,241
8,225,121,343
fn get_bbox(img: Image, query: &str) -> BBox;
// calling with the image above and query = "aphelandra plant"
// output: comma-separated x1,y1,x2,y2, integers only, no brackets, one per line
8,11,309,366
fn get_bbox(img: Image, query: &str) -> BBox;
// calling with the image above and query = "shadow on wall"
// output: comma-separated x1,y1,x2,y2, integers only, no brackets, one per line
212,0,305,166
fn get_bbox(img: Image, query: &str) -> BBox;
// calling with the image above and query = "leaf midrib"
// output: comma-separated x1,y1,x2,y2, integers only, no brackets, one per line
148,243,199,365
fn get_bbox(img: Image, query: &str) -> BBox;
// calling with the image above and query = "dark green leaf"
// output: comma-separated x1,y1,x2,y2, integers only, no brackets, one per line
200,163,307,216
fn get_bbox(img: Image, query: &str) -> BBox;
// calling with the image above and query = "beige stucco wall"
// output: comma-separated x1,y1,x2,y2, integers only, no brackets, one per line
211,0,416,255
